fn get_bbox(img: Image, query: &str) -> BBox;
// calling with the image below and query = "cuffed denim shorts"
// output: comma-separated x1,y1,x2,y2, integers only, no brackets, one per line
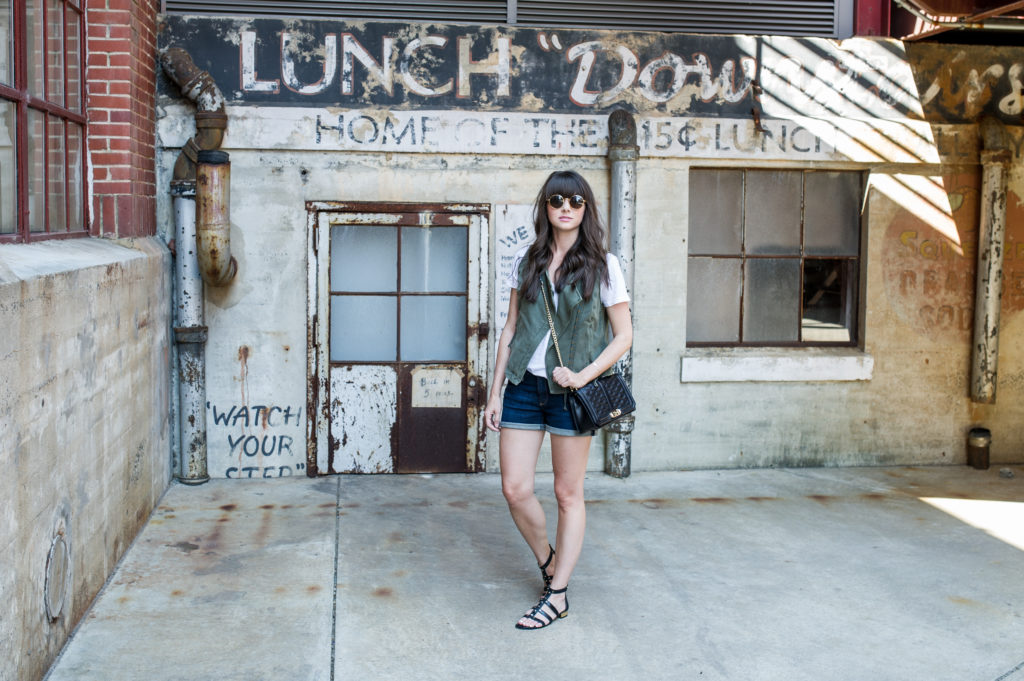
500,372,595,437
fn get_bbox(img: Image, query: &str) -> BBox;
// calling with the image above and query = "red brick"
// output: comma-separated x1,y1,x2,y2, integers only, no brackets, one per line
88,8,130,23
89,39,131,55
108,25,131,41
91,150,130,166
107,168,131,183
87,67,130,81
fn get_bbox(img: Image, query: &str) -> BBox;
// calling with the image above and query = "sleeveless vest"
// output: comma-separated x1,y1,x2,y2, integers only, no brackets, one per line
505,263,613,395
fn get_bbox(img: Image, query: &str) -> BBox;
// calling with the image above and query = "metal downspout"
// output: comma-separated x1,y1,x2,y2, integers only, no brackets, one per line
970,118,1012,404
172,180,209,484
162,47,235,483
605,110,639,478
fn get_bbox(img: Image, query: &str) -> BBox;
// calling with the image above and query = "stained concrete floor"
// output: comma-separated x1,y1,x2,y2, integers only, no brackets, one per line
44,465,1024,681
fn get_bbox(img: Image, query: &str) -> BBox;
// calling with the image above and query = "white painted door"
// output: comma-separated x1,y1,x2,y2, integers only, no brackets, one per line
307,203,488,474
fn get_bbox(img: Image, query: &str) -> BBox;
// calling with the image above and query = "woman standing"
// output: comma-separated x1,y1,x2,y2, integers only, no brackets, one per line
484,170,633,630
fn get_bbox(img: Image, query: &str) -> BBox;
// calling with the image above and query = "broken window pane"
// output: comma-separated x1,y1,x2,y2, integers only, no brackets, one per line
743,258,800,342
802,259,855,342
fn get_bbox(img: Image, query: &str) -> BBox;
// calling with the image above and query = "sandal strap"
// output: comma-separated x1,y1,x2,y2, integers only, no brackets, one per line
539,545,555,571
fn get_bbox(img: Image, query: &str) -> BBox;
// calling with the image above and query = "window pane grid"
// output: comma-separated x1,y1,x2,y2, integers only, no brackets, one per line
687,169,861,347
0,0,86,242
329,223,467,363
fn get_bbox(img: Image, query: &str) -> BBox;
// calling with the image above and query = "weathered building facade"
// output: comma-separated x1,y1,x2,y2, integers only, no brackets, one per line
156,16,1024,479
1,3,1021,679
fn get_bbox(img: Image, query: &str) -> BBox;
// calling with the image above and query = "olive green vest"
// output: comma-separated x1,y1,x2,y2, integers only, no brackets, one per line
505,268,612,395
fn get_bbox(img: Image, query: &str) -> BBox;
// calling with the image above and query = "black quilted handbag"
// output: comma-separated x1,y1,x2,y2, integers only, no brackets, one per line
540,282,636,432
568,373,636,431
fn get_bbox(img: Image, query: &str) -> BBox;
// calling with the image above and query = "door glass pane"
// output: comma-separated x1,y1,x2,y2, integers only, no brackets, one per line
27,109,45,232
743,258,800,342
46,0,63,105
400,296,466,361
330,224,397,292
744,170,801,255
689,169,742,255
0,100,13,233
68,122,82,229
65,8,81,112
47,116,65,232
331,295,396,361
26,0,44,96
401,226,467,292
687,257,741,343
803,259,854,343
0,0,12,85
805,172,861,256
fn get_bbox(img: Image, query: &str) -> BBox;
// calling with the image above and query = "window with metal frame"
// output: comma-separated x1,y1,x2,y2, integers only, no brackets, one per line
0,0,86,242
686,168,864,347
161,0,855,38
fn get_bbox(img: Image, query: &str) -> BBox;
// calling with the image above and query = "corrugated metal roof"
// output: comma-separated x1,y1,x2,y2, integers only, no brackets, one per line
163,0,843,36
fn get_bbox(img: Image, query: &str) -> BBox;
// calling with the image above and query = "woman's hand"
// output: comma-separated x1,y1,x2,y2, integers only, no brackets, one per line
484,394,502,432
552,365,588,390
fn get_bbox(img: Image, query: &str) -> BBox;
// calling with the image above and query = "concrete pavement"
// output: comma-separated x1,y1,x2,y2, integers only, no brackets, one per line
44,465,1024,681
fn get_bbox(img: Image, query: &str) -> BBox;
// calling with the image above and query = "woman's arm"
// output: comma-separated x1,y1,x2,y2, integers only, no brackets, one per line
484,289,520,432
551,301,633,390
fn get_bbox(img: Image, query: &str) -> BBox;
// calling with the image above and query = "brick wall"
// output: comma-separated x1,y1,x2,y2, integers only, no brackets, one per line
86,0,159,238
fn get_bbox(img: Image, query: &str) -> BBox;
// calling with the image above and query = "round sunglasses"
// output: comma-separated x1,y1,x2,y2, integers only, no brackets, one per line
547,194,586,210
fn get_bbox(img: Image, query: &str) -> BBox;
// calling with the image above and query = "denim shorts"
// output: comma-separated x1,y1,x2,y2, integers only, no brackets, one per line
500,372,595,437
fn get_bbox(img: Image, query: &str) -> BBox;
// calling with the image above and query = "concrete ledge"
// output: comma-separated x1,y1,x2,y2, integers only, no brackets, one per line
681,346,874,382
0,237,157,284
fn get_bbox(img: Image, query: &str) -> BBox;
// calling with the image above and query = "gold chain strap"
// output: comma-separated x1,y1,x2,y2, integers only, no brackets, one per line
539,278,566,369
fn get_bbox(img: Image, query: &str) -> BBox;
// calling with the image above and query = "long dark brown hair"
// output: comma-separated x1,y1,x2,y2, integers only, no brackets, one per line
519,171,608,302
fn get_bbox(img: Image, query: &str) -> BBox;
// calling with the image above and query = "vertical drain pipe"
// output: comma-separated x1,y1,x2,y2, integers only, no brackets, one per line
605,110,639,478
162,47,234,483
172,180,209,484
970,117,1011,404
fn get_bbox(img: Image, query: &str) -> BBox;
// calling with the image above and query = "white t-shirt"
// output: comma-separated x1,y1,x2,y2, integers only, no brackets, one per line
506,246,630,377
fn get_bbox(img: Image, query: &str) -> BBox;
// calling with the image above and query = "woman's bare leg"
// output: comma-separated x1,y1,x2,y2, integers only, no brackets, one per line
516,432,591,627
499,428,551,570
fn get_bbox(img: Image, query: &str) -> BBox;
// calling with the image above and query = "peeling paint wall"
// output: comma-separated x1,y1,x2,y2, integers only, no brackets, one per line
0,238,173,681
157,16,1024,476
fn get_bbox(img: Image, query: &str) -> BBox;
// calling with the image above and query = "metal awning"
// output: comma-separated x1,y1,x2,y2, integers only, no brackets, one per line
894,0,1024,39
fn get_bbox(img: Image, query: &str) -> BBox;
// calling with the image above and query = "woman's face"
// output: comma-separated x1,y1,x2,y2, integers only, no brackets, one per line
546,192,586,233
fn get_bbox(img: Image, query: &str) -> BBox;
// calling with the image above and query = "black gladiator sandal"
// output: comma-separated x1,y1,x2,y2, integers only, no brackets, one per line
538,544,555,590
515,586,569,630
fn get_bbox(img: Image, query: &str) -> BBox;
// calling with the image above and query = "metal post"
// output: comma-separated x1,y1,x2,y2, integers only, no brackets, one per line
970,118,1011,404
172,180,210,484
605,110,638,478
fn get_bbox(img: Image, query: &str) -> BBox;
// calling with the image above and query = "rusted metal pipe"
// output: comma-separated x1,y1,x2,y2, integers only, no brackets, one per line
605,109,638,478
171,180,209,484
162,47,236,287
970,117,1011,404
196,150,237,286
160,47,227,181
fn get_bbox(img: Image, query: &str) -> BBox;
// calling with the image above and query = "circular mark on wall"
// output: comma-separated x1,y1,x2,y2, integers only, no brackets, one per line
44,533,70,621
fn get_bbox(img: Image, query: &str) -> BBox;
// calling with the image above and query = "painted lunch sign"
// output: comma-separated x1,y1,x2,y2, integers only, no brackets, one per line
157,17,1022,159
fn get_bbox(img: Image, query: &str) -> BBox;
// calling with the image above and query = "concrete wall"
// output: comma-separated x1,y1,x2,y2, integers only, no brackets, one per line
633,145,1024,470
155,19,1024,476
152,124,1024,475
0,238,172,681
